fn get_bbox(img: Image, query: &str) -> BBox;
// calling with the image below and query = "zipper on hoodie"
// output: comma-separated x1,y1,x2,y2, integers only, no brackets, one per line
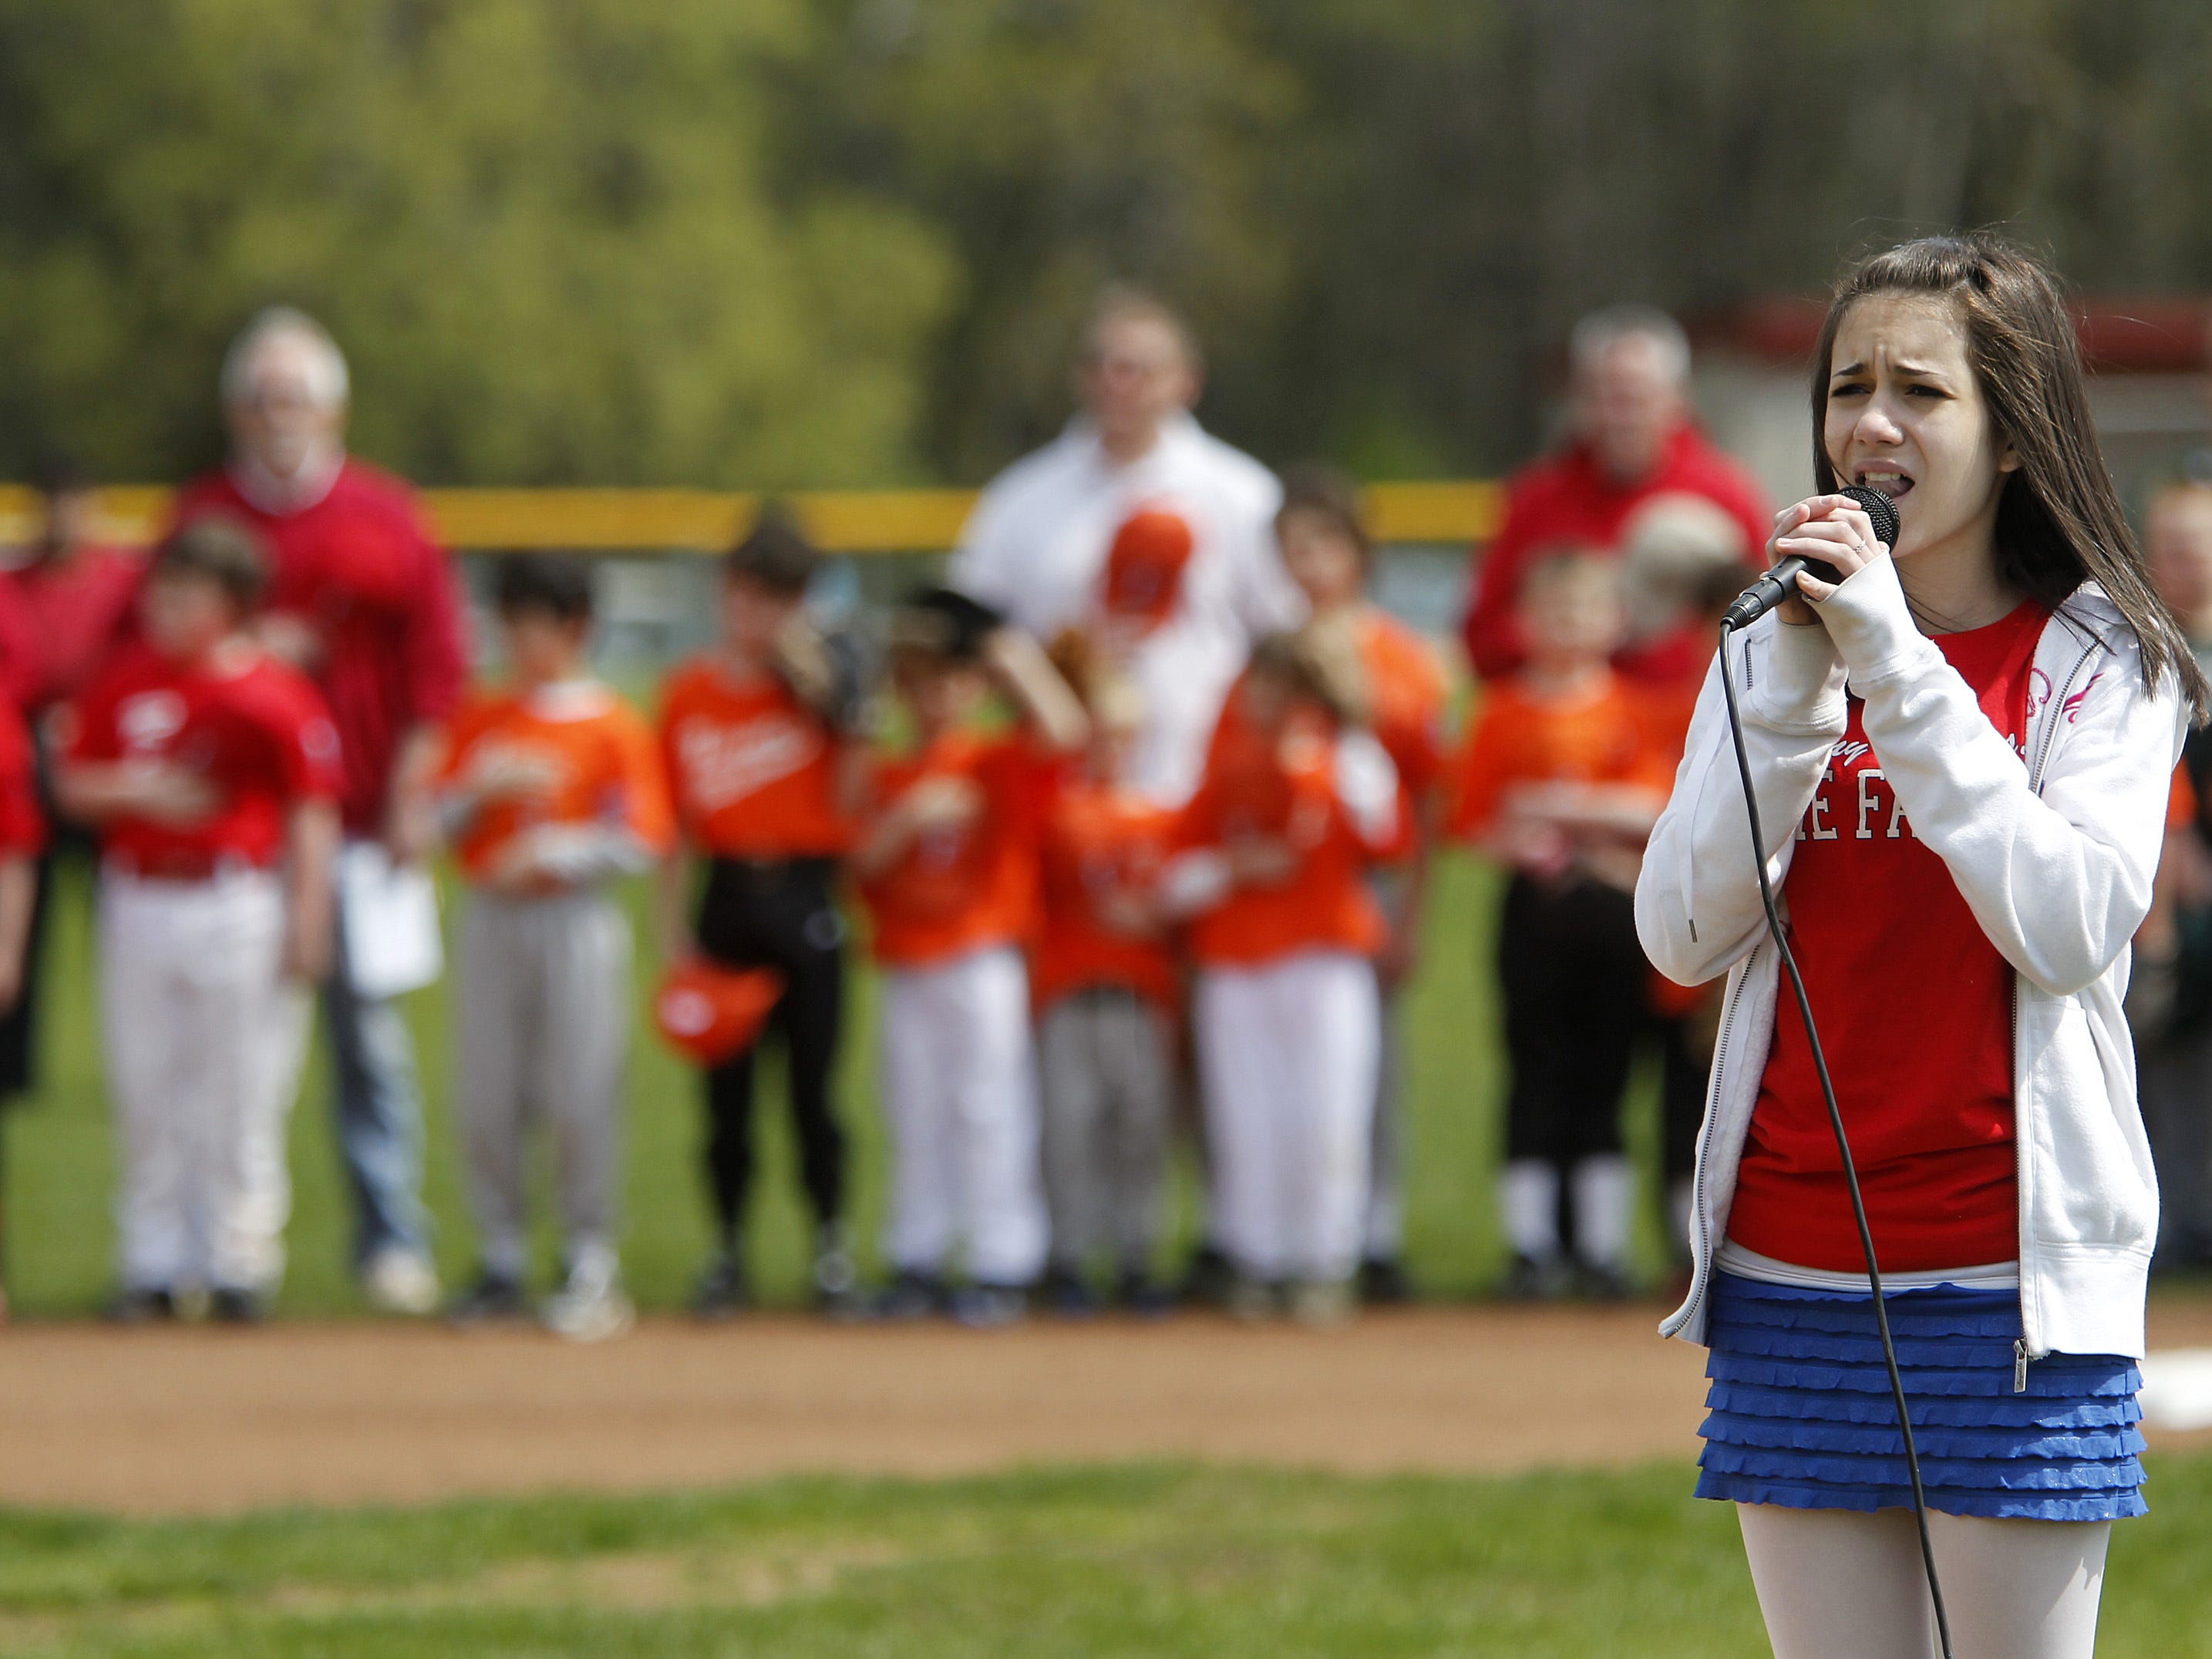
2008,629,2100,1379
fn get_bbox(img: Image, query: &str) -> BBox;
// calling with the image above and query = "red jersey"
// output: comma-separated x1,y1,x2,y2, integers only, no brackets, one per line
437,683,675,886
658,656,851,859
61,643,342,876
1177,692,1388,967
2,545,144,708
1032,775,1179,1011
857,732,1055,969
1460,425,1767,683
171,461,469,835
0,702,44,858
1728,601,2049,1273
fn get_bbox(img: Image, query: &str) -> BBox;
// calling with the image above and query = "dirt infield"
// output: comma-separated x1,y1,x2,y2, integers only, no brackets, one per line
7,1300,2212,1517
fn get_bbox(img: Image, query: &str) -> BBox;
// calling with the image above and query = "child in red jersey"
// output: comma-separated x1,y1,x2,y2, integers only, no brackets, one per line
1161,628,1402,1324
0,698,42,1323
1030,649,1180,1315
56,519,341,1323
1451,552,1672,1301
436,556,673,1341
851,588,1087,1326
656,510,868,1317
1273,465,1451,1303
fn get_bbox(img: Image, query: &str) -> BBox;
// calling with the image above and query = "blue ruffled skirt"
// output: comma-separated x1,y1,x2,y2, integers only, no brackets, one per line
1694,1271,2146,1522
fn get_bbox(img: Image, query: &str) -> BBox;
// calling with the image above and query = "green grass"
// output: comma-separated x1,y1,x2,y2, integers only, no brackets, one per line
7,847,1655,1316
0,1458,2209,1657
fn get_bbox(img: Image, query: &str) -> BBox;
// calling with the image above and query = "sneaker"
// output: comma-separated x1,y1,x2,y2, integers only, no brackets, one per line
949,1281,1029,1329
542,1259,635,1344
1226,1276,1278,1323
1356,1256,1414,1306
691,1253,749,1321
447,1272,527,1328
105,1286,177,1324
208,1286,268,1324
1115,1267,1175,1319
869,1270,944,1322
1040,1264,1099,1319
1289,1278,1355,1328
361,1246,442,1317
810,1225,862,1318
1500,1251,1574,1303
1576,1260,1638,1304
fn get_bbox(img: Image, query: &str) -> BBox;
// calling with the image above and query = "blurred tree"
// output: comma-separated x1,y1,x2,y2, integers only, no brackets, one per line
0,0,958,487
5,0,2212,489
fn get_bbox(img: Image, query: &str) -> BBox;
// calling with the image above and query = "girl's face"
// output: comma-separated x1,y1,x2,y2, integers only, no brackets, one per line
722,574,798,661
1277,507,1365,611
1823,294,2017,564
140,570,237,661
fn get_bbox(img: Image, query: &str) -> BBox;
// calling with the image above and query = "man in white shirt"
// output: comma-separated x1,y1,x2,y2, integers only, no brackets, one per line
948,288,1301,806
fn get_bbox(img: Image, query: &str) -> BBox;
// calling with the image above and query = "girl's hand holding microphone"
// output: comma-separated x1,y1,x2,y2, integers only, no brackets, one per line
1766,491,1895,624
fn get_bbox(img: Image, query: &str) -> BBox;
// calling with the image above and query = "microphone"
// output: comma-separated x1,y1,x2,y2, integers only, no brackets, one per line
1721,484,1901,629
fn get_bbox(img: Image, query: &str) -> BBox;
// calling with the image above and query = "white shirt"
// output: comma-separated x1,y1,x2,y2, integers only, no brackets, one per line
948,412,1303,805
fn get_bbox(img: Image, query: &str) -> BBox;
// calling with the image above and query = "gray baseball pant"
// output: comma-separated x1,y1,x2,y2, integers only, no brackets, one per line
455,887,630,1281
1038,987,1175,1275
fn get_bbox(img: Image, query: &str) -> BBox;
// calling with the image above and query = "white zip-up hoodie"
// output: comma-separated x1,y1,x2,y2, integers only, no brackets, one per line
1636,553,2187,1363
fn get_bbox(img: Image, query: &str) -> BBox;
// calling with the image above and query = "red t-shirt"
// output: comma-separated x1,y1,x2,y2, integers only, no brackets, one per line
170,462,470,836
857,731,1057,969
60,643,343,876
1728,601,2049,1273
2,545,145,709
1460,425,1768,683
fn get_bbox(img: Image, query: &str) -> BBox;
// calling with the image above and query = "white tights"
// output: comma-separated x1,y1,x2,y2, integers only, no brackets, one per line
1738,1503,2110,1658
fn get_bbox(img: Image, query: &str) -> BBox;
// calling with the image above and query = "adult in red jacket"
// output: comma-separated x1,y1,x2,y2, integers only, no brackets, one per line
1460,307,1769,685
171,308,468,1316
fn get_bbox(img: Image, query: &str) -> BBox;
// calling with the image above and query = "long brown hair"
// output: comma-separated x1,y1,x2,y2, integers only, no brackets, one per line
1810,234,2209,717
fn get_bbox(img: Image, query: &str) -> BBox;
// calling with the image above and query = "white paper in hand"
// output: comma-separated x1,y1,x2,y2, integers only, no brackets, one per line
338,842,445,999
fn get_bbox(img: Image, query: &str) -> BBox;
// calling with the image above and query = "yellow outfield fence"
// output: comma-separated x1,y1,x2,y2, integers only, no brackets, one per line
0,480,1502,555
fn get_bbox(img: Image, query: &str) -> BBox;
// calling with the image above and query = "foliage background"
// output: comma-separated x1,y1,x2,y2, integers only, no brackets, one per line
4,1,2210,490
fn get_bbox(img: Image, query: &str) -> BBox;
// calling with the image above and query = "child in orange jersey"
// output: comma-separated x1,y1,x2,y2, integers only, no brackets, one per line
853,588,1088,1326
1273,465,1450,1304
1452,551,1672,1301
655,510,867,1318
1031,653,1180,1316
436,555,673,1341
1162,628,1402,1324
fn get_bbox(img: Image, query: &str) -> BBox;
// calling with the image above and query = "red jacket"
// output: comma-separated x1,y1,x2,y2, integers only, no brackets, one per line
1460,423,1768,683
172,460,470,836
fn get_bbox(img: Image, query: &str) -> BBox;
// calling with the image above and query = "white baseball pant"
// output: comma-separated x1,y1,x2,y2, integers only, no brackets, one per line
454,888,631,1282
1195,949,1379,1284
100,867,310,1295
878,945,1047,1285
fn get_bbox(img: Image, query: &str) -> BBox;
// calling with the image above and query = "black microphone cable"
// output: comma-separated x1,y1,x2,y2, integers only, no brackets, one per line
1715,607,1954,1659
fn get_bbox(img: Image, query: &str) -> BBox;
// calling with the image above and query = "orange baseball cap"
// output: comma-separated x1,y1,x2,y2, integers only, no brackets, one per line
652,960,786,1067
1099,505,1195,628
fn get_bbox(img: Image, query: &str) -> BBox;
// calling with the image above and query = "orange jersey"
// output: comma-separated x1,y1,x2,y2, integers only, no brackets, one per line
1352,607,1453,808
1448,670,1672,840
857,731,1057,969
438,682,675,883
1032,776,1180,1011
2170,759,2197,833
1176,692,1388,967
658,656,851,858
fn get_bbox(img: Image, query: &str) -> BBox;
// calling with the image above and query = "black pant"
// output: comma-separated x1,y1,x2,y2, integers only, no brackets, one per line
1497,874,1645,1166
695,857,848,1243
1655,1011,1709,1188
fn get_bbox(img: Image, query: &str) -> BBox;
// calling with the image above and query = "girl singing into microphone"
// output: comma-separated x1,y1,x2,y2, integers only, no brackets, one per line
1638,235,2205,1657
